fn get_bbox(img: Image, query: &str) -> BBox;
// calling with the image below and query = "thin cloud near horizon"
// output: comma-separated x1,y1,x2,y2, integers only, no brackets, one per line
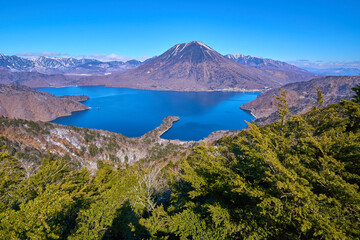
15,52,151,62
16,51,70,57
287,60,360,70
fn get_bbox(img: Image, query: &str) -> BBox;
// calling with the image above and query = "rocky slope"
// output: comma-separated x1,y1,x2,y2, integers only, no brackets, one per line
0,84,90,121
88,41,316,91
0,54,142,75
0,67,84,87
0,116,195,171
240,76,359,124
225,53,313,75
59,95,89,102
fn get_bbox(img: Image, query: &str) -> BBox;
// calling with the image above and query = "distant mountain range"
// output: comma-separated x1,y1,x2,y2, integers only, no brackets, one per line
0,41,317,90
1,52,312,77
240,75,360,124
225,55,360,76
302,67,360,76
95,41,316,91
225,54,312,75
0,67,82,87
0,54,142,75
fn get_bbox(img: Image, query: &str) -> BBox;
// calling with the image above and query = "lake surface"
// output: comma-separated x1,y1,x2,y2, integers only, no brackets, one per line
38,86,259,141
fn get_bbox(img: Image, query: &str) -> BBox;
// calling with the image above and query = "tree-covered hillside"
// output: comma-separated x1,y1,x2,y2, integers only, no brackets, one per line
0,86,359,239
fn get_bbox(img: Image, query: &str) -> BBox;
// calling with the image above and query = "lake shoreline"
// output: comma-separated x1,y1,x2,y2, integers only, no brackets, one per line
37,84,266,93
39,86,259,141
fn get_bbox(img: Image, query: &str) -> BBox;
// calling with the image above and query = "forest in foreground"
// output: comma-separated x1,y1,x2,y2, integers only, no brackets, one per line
0,86,359,240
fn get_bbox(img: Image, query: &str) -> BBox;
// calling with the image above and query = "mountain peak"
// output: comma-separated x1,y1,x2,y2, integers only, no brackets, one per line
226,53,245,58
189,40,211,48
164,41,218,63
176,40,212,49
106,41,315,91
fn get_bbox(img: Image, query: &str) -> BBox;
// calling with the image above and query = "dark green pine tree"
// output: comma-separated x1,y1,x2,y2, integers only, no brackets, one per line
313,84,324,108
275,88,289,125
351,84,360,103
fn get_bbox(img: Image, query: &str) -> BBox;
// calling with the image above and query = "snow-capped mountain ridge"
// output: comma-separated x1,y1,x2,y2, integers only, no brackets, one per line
225,53,312,75
0,54,143,75
103,40,316,91
0,45,315,77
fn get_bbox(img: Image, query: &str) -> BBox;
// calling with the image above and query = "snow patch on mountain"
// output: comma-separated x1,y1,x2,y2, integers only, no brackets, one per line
0,54,144,74
225,53,312,75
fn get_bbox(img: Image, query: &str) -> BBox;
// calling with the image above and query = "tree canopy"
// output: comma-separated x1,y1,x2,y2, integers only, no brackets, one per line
0,88,359,239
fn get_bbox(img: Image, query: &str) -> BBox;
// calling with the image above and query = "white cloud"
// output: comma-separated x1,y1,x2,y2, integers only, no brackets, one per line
136,56,152,62
76,53,130,62
14,51,152,62
77,54,151,62
287,60,360,69
16,52,69,57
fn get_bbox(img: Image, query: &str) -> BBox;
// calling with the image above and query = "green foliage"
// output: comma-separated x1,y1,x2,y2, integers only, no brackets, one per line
83,130,96,143
0,155,166,239
1,183,77,239
275,88,289,125
352,84,360,103
88,144,98,157
0,89,359,239
25,121,42,134
106,136,120,152
70,166,150,239
0,117,49,135
0,153,25,211
0,156,91,239
148,142,184,160
313,84,324,108
143,99,360,239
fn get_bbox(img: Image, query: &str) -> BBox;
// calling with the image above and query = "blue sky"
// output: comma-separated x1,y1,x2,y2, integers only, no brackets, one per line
1,0,359,66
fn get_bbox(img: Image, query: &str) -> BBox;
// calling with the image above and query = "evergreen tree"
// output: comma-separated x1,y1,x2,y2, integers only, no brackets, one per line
142,98,360,239
275,88,289,125
0,153,25,212
352,84,360,103
313,84,324,108
1,87,360,239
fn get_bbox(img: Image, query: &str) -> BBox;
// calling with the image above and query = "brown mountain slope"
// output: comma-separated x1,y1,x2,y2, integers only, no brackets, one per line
240,76,359,124
0,67,84,87
225,53,315,75
90,41,315,91
0,84,90,121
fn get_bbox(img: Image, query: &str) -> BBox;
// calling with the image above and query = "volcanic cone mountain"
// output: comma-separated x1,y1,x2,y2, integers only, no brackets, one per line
101,41,315,91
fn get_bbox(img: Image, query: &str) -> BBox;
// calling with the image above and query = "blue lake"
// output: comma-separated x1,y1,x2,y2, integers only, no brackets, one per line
38,86,259,141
